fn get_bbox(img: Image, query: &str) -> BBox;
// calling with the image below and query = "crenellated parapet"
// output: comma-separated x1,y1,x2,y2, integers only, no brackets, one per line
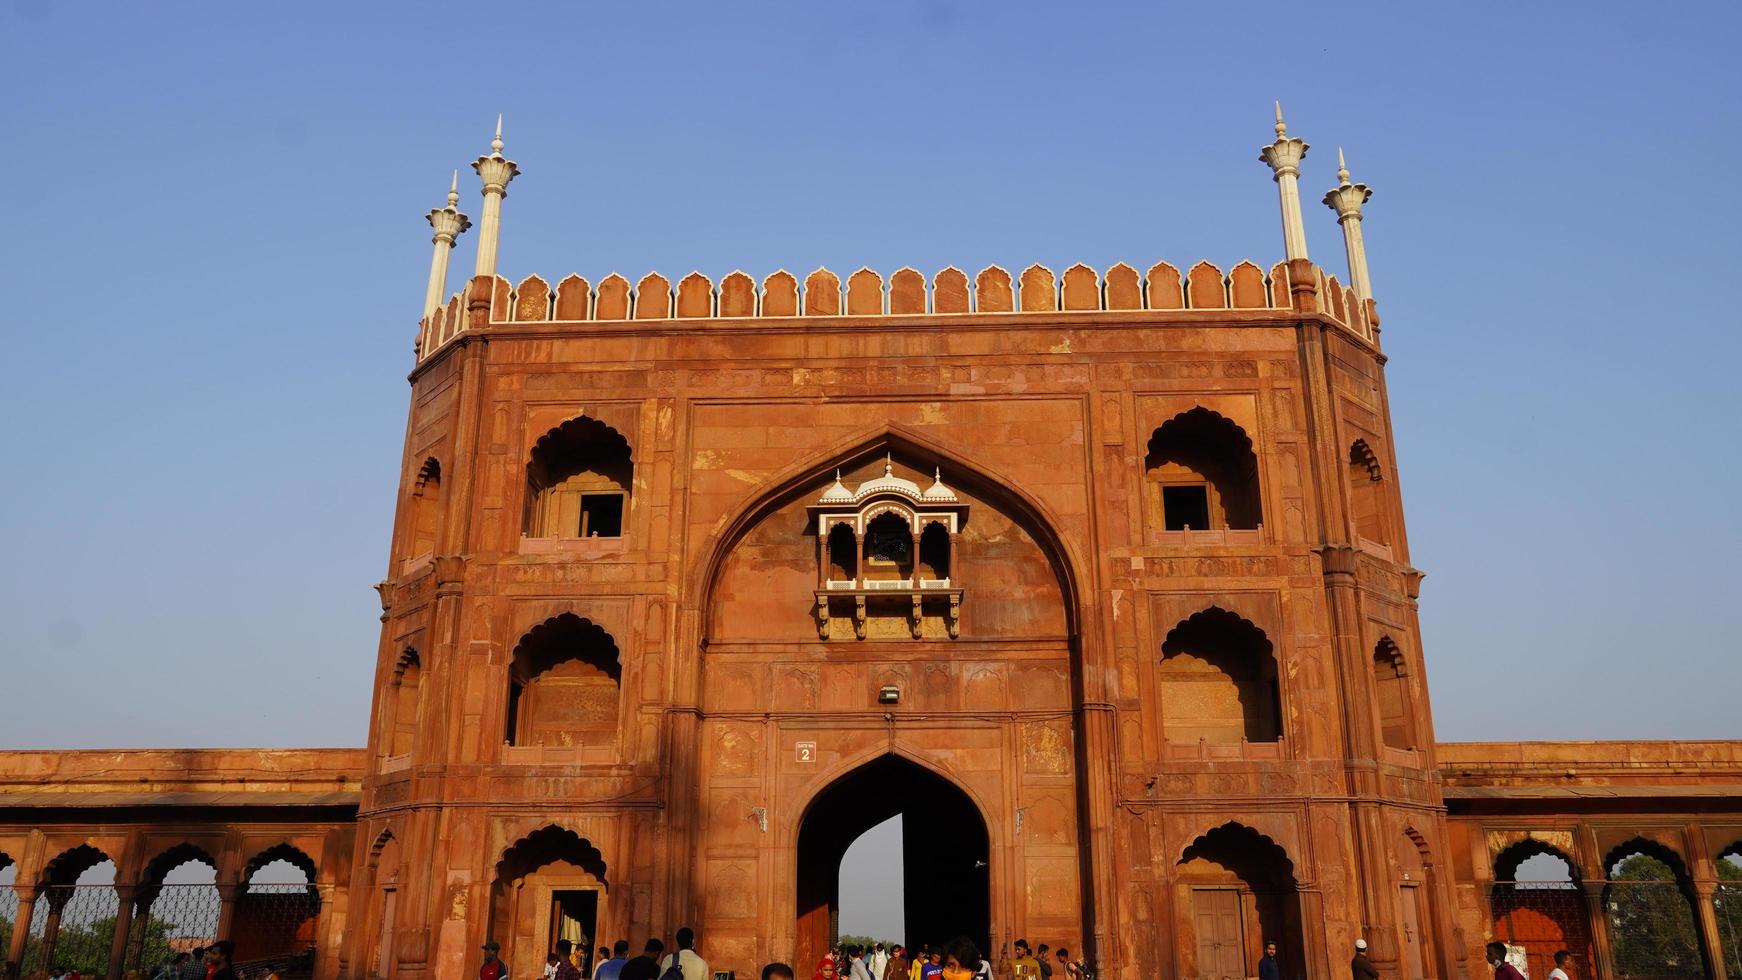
413,258,1377,363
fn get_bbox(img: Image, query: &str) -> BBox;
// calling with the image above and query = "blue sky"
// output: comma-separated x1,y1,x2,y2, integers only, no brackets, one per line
3,0,1736,945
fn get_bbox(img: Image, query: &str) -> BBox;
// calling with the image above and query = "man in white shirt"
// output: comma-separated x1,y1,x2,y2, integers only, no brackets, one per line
1548,949,1574,980
869,945,889,980
660,927,711,980
848,948,873,980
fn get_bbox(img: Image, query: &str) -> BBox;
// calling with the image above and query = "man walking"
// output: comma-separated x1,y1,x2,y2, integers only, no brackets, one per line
622,939,666,980
596,940,631,980
660,928,710,980
1009,940,1039,980
556,940,584,980
481,941,509,980
1486,942,1526,980
870,944,889,980
1351,939,1378,980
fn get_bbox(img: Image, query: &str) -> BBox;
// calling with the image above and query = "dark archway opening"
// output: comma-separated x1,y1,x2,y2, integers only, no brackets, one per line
797,755,989,968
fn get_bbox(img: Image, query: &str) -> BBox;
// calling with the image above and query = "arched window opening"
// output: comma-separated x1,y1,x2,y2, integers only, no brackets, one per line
368,833,401,979
919,522,951,582
1145,408,1262,532
525,417,633,539
1349,440,1391,546
507,615,622,748
388,649,421,758
1491,841,1593,980
411,457,442,557
1716,846,1742,979
862,512,915,584
26,848,119,977
826,524,857,584
1603,841,1705,979
1177,823,1303,980
236,847,320,966
1159,608,1281,745
129,846,221,972
1373,638,1416,750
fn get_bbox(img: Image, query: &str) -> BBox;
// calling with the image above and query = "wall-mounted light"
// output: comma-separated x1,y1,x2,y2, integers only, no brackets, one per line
878,685,900,704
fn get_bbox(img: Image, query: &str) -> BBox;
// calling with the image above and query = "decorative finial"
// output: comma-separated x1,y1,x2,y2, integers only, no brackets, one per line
491,114,504,156
934,466,942,481
1337,147,1350,184
884,453,893,476
446,170,459,208
1274,101,1286,138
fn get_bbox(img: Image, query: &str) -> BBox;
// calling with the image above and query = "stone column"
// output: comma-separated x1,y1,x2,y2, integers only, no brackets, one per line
38,892,66,976
471,116,521,279
5,886,37,980
1581,882,1615,980
216,882,241,940
424,172,472,317
1322,149,1375,303
1695,880,1729,980
105,885,136,980
1258,102,1312,261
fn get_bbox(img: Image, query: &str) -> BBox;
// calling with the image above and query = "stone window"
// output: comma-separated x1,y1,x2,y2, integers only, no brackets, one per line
1372,637,1415,750
410,458,441,557
525,417,632,539
1146,408,1262,534
1159,607,1281,745
386,649,421,758
506,614,621,748
1348,438,1390,547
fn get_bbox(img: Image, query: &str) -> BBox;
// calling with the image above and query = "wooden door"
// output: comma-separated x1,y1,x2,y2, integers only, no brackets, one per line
1398,885,1426,980
1192,888,1246,980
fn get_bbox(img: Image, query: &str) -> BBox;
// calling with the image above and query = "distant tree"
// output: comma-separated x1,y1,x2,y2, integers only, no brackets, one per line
1606,854,1703,978
838,936,899,952
1716,856,1742,979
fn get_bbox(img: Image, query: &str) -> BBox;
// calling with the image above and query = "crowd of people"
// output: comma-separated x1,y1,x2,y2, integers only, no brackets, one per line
26,938,259,980
484,930,1090,980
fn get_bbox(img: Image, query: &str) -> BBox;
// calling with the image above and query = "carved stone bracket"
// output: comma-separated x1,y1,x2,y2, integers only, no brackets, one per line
1316,544,1359,583
910,595,924,639
814,595,830,640
853,595,867,640
947,593,962,638
433,555,467,595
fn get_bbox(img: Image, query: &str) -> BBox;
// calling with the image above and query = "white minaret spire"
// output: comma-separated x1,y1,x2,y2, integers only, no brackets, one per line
423,171,472,317
1323,146,1375,302
471,114,521,278
1258,101,1312,261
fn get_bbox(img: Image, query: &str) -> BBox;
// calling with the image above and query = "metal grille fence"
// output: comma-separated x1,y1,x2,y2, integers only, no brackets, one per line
18,884,119,977
232,882,320,967
1713,882,1742,979
1605,879,1704,979
1490,881,1594,980
125,884,221,974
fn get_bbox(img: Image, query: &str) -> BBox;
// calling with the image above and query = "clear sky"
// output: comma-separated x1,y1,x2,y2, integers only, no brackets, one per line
1,0,1738,940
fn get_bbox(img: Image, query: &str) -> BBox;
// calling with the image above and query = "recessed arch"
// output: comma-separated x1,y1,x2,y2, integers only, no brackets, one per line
525,415,634,538
385,647,422,757
490,826,610,978
1158,606,1281,745
506,613,623,748
141,842,220,886
1373,636,1417,750
1145,407,1262,531
692,423,1086,642
41,842,110,886
1348,438,1391,546
411,456,442,556
1176,822,1303,980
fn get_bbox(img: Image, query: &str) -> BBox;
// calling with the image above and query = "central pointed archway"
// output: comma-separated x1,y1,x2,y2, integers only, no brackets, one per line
796,755,990,966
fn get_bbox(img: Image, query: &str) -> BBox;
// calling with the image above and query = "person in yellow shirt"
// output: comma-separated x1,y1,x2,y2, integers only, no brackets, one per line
1009,940,1039,980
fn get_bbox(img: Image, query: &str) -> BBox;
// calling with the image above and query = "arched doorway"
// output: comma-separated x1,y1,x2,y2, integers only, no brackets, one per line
796,755,989,967
491,826,609,980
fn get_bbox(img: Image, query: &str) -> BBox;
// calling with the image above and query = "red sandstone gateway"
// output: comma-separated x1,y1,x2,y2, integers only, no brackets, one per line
2,112,1739,980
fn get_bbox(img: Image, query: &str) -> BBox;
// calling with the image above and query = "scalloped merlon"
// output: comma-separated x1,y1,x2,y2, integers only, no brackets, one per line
976,266,1013,313
676,272,714,318
763,270,798,317
719,271,756,318
846,268,884,316
1019,264,1057,312
804,268,841,316
933,267,970,314
555,274,591,320
889,267,926,315
1229,261,1266,309
1061,264,1099,311
595,274,631,320
1146,263,1183,310
515,274,551,322
1104,263,1141,310
1186,261,1226,310
1268,262,1290,310
635,273,673,320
